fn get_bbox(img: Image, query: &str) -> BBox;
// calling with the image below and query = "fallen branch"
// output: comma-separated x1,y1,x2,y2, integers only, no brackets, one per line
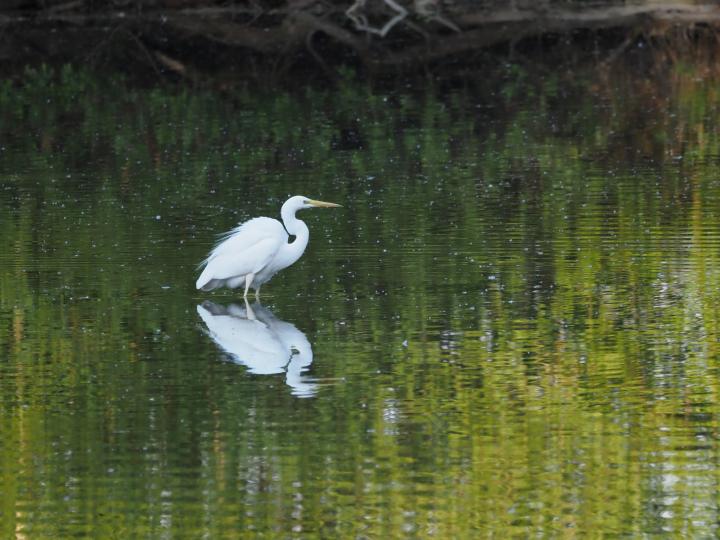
346,0,408,37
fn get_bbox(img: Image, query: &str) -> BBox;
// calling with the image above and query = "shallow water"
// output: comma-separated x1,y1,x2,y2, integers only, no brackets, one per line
2,64,720,537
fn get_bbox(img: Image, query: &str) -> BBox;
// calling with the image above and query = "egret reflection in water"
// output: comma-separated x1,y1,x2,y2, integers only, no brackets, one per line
197,300,317,397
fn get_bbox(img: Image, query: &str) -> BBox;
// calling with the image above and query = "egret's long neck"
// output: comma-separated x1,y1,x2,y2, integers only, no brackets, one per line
277,205,310,270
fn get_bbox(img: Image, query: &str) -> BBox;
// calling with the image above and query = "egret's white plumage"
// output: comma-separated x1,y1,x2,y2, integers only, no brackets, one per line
196,195,340,296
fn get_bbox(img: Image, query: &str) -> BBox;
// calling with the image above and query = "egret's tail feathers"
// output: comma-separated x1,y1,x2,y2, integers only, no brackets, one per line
196,266,216,290
198,281,218,291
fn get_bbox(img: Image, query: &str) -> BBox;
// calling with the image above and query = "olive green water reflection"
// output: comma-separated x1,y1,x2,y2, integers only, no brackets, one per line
3,64,720,537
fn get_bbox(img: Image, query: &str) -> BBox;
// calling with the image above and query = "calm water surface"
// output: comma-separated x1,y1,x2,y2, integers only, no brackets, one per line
2,65,720,537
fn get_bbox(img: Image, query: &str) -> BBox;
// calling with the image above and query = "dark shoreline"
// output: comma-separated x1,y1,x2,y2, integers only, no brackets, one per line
2,1,720,87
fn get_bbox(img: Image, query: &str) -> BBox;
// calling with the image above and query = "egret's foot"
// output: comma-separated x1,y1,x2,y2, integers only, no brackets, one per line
243,273,255,299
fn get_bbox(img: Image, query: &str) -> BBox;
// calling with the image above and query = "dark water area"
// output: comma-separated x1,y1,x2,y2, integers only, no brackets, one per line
2,62,720,537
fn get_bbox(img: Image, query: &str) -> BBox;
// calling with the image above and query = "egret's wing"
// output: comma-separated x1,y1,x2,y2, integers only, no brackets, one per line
204,237,280,279
196,218,286,289
206,218,285,261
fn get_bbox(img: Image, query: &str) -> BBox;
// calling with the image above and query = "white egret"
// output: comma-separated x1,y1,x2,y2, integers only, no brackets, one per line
197,300,317,398
196,196,341,297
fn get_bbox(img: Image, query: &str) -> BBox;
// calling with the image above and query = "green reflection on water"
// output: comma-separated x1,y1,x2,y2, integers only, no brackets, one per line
2,64,720,537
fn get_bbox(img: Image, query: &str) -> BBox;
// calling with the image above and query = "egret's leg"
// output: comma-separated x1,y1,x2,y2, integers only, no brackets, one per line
243,273,255,298
255,285,261,300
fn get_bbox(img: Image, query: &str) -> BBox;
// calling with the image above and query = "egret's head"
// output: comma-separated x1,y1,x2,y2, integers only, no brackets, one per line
304,198,342,209
286,195,342,211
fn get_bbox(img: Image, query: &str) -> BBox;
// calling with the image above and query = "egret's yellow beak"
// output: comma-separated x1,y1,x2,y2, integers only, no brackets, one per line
308,199,342,208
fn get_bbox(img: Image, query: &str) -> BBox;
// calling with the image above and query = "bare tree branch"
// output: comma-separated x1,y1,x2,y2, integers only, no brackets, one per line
346,0,408,37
